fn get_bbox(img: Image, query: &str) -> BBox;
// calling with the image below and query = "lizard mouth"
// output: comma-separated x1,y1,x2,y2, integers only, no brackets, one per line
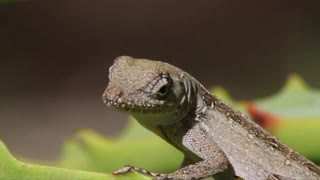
103,98,163,113
103,97,167,113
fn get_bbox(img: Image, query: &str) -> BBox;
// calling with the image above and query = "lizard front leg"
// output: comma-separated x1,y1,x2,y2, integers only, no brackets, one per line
113,165,166,178
113,156,229,180
162,155,229,179
113,125,231,180
159,124,232,180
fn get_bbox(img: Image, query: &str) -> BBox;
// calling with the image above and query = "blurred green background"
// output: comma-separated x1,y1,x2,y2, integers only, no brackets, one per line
0,0,319,161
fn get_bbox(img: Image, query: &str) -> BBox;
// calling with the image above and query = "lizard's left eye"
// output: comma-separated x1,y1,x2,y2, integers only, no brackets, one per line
148,75,171,98
158,84,169,95
154,78,171,98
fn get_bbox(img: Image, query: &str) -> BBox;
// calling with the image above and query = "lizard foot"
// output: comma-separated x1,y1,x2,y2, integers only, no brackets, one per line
113,164,168,179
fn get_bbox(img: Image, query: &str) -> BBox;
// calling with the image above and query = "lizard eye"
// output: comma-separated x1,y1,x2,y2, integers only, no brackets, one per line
158,84,169,95
154,77,171,98
146,74,172,99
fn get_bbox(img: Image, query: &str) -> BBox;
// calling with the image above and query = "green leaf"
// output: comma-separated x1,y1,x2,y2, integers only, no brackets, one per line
0,118,181,179
0,140,120,180
56,120,183,173
255,74,320,118
273,119,320,162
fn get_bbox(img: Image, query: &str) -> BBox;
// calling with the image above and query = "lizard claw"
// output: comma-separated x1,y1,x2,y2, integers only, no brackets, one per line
113,164,167,179
112,165,133,175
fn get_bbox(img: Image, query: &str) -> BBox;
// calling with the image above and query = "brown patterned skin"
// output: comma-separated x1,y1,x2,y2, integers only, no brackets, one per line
103,56,320,180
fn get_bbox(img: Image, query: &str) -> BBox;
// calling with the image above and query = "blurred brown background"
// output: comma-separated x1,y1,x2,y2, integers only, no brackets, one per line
0,0,319,160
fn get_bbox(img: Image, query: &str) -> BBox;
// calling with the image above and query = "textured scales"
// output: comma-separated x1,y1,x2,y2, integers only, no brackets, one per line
103,56,320,180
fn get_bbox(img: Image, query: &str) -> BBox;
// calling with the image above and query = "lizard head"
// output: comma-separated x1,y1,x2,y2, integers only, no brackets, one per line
103,56,197,126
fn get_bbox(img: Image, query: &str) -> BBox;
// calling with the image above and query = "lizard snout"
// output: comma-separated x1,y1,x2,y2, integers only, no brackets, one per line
102,86,123,105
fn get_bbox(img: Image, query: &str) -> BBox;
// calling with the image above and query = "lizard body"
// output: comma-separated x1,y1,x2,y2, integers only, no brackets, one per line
103,56,320,180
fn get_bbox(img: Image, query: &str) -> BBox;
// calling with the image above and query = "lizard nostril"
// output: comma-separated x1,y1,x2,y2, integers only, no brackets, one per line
103,86,123,101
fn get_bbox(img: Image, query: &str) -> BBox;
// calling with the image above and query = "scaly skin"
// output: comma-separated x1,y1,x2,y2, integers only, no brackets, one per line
103,56,320,180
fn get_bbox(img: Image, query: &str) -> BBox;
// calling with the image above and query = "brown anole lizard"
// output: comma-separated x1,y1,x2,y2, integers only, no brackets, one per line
102,56,320,180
